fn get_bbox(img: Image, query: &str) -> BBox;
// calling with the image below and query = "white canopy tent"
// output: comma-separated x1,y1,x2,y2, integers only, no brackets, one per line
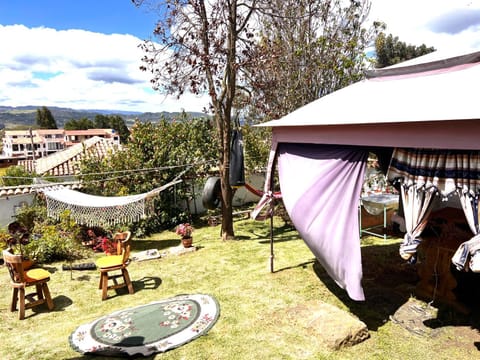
261,49,480,149
254,48,480,301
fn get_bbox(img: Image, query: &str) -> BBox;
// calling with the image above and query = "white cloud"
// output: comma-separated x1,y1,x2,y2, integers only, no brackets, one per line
0,24,210,113
2,2,480,114
368,0,480,51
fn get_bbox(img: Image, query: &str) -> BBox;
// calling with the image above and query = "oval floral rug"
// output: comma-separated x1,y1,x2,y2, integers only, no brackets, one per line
69,294,220,357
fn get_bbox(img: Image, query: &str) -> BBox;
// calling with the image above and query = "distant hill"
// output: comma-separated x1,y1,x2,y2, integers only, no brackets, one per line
0,105,208,129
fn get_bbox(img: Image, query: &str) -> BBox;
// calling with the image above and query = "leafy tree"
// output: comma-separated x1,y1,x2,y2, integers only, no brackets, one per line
0,203,86,263
94,114,110,128
35,106,57,129
64,114,130,143
108,115,130,143
94,114,130,143
241,124,271,172
1,165,37,186
245,0,381,121
64,117,95,130
80,116,217,235
374,32,435,68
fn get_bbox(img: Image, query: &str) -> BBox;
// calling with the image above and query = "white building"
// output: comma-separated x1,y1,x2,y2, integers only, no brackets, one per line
2,128,120,159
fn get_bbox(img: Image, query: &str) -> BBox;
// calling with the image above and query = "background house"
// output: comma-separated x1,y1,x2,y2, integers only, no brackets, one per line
0,135,121,227
1,128,119,160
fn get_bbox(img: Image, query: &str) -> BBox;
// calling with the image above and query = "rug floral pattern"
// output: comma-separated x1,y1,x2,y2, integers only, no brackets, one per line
69,294,220,356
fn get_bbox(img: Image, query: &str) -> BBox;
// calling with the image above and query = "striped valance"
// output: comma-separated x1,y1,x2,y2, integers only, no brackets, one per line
387,148,480,195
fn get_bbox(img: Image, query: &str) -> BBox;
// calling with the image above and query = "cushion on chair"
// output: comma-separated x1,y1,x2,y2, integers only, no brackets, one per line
25,268,51,282
96,255,123,269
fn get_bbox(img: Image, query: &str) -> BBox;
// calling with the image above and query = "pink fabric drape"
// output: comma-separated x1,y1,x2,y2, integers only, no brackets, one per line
277,143,368,301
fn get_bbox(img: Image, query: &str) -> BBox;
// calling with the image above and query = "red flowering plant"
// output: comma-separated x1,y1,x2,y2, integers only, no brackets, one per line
176,223,193,239
93,236,117,255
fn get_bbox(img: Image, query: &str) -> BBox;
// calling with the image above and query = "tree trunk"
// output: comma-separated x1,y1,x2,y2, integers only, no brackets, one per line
218,113,235,240
217,1,237,241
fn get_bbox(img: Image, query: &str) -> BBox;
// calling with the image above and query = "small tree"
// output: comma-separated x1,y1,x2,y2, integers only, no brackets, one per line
133,0,260,239
374,32,435,68
94,114,130,143
64,117,95,130
2,204,85,263
1,165,36,186
245,0,381,121
36,106,57,129
241,124,271,173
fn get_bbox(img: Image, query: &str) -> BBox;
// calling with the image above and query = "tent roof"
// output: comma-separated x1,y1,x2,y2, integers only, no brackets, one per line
260,48,480,128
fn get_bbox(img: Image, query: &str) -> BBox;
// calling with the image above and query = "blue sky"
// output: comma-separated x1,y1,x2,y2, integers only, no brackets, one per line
1,0,480,113
0,0,159,39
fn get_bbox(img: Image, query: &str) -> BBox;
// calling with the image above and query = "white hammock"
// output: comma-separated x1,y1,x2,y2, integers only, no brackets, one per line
43,179,182,227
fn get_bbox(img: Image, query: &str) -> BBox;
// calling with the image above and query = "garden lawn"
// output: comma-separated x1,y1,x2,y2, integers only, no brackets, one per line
1,217,480,359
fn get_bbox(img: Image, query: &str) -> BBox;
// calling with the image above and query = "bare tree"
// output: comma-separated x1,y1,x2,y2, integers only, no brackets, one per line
243,0,382,121
133,0,259,239
132,0,381,239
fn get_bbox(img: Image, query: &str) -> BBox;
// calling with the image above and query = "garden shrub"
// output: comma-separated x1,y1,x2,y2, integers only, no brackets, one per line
13,205,88,263
80,117,217,236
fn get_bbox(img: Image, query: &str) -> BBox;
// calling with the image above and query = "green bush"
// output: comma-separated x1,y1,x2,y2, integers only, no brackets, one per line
80,117,217,235
12,205,87,263
1,165,38,186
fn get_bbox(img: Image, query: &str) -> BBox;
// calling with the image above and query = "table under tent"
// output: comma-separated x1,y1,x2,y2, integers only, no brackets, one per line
252,48,480,309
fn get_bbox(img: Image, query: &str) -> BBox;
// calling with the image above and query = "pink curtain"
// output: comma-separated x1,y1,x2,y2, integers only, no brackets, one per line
278,143,368,301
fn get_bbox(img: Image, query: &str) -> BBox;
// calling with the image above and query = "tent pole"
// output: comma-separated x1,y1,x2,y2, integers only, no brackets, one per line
266,145,278,273
269,202,274,273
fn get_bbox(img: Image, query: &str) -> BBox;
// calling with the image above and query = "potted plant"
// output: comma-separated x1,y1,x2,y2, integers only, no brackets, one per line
3,221,35,269
176,223,194,248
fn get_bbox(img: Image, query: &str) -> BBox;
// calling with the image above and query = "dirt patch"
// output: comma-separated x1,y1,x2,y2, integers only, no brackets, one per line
276,300,369,350
312,240,480,352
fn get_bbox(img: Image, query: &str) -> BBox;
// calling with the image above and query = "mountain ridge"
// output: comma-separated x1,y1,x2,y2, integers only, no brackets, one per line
0,105,207,129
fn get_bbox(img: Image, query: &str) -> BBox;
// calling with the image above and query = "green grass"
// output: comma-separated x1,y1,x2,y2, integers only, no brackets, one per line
1,217,479,359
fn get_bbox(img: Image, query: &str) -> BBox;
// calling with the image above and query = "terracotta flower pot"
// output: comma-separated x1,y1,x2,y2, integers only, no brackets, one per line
182,237,193,248
22,258,35,270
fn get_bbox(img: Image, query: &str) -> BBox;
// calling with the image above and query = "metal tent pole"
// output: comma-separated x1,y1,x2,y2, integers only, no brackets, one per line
269,202,275,273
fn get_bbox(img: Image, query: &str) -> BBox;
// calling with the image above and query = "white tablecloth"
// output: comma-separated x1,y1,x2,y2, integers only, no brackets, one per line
361,193,399,216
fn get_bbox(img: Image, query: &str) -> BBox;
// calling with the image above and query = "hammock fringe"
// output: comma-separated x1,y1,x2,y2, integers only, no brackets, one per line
44,179,182,227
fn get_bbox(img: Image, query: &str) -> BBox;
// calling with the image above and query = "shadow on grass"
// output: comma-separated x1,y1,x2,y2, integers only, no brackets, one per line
68,353,156,360
31,295,73,317
43,265,60,274
253,224,299,243
97,276,162,300
257,234,302,244
102,277,162,300
273,259,316,273
53,294,74,311
133,239,180,251
133,276,162,292
311,242,480,334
